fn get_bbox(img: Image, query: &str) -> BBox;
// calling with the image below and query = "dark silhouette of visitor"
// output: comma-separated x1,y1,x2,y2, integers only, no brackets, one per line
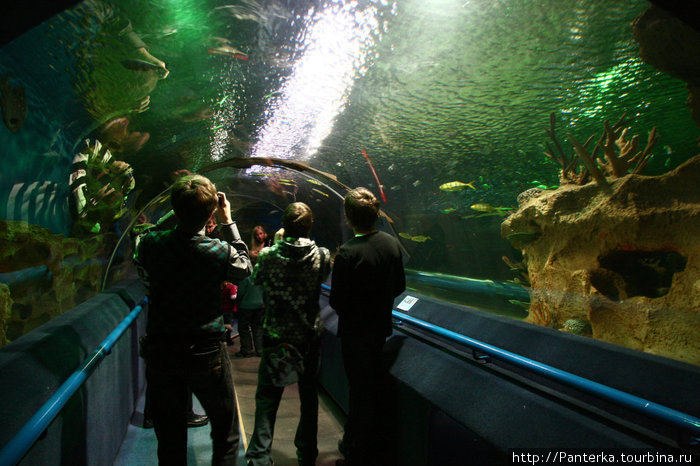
330,187,406,466
134,174,252,464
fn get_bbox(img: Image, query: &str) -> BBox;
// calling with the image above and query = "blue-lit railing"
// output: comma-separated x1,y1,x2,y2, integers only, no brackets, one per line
322,283,700,445
391,310,700,446
0,298,147,466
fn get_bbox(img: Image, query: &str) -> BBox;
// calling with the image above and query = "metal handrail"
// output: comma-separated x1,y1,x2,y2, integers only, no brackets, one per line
324,282,700,443
392,310,700,446
0,298,147,466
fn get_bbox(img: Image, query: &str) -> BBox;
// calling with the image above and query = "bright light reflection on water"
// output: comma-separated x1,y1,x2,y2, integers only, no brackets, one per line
251,0,379,161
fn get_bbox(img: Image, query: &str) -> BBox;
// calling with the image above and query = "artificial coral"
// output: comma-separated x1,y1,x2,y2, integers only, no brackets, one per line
543,112,658,186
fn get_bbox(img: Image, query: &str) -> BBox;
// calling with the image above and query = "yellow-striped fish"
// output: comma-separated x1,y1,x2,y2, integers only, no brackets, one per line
439,181,476,192
312,188,329,198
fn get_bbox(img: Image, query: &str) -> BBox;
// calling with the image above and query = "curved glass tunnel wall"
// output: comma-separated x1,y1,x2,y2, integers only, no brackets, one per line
0,0,699,368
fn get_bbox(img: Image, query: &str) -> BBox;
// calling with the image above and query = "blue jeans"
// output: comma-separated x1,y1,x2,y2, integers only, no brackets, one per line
145,336,240,465
245,338,321,466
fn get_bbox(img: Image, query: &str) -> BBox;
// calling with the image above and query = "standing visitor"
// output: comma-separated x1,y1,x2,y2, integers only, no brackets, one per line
245,202,331,466
249,225,271,264
234,276,265,357
330,187,406,466
134,174,252,465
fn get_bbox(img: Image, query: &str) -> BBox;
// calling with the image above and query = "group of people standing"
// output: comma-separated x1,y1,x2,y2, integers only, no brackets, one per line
134,174,405,466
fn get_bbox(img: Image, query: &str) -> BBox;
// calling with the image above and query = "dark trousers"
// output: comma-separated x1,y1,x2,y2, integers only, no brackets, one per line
146,338,240,465
237,307,264,354
341,333,387,465
245,339,321,466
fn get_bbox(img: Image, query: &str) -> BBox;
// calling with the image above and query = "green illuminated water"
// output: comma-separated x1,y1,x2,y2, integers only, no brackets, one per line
0,0,698,354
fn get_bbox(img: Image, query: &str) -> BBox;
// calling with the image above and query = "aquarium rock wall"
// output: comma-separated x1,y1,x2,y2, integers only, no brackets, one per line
502,4,700,365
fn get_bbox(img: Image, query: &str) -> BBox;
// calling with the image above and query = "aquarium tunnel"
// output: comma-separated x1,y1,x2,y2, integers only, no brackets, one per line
1,0,700,464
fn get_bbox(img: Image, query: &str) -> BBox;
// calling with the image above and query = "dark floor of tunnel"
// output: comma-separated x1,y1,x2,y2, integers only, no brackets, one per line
114,335,346,466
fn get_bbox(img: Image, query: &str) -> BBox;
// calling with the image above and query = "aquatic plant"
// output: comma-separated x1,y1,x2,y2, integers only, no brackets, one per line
543,112,658,186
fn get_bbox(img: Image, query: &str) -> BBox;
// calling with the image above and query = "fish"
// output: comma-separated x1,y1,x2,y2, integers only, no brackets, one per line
121,59,166,74
470,203,513,215
208,45,249,61
361,149,387,202
0,75,27,132
312,188,329,198
2,181,69,233
398,232,431,243
508,299,531,309
439,181,476,192
441,208,457,214
305,178,324,186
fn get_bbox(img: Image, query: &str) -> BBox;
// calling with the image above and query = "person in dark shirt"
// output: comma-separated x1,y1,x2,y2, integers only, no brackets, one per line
329,187,406,466
134,174,252,465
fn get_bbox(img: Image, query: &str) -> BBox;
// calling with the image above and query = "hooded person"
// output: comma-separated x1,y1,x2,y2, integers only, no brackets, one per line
245,202,331,466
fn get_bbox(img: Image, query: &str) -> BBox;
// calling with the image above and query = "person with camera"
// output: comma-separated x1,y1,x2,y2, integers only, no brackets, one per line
134,174,252,465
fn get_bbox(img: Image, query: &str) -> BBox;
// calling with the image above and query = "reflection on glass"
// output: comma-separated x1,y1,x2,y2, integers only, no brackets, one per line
252,0,380,160
0,0,698,369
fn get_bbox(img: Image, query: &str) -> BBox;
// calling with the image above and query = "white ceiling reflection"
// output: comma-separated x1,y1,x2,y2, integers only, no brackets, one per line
250,0,380,161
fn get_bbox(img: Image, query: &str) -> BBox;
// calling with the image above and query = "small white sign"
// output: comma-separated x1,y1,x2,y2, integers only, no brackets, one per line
397,295,418,311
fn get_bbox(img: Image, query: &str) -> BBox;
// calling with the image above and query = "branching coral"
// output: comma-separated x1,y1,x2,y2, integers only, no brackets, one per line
544,112,658,186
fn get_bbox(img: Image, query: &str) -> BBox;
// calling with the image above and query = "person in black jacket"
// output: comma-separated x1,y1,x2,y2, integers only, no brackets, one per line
329,187,406,466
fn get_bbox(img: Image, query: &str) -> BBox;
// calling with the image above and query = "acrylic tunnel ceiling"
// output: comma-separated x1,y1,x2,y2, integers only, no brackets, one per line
1,0,699,284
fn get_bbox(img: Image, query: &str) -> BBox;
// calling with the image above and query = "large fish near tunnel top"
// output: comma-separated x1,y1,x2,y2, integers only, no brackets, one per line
0,75,27,132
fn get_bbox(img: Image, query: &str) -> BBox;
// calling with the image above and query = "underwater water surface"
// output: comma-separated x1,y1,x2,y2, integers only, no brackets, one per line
0,0,698,364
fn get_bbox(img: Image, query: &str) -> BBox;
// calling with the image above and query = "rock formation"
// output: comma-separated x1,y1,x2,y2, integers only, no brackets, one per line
502,155,700,365
0,220,118,346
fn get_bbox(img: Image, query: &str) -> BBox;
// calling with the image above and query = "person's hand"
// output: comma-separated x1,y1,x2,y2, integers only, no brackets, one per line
216,192,233,224
273,228,285,243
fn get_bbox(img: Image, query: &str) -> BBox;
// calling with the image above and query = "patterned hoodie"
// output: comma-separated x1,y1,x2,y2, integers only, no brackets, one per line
253,237,331,346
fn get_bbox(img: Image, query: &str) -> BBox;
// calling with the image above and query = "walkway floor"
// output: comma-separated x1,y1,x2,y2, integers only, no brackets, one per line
114,336,346,465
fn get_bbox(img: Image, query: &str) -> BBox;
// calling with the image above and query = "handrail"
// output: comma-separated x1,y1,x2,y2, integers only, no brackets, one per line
0,298,147,466
392,310,700,446
325,282,700,442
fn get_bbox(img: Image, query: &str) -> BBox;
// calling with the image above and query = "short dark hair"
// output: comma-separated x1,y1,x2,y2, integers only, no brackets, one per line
282,202,313,238
171,175,218,231
344,187,379,231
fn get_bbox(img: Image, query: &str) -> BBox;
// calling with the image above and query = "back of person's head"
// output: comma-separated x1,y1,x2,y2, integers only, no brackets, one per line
344,187,379,231
282,202,313,238
171,174,218,231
